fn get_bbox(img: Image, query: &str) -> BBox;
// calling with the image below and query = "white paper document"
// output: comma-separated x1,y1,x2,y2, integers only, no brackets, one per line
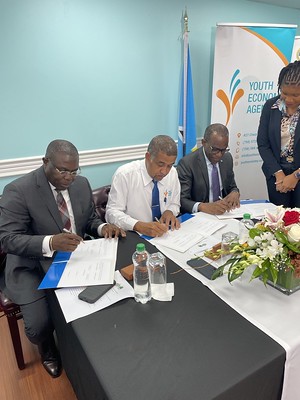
39,238,118,289
55,271,134,323
216,202,277,220
187,236,221,258
58,238,117,287
149,213,225,253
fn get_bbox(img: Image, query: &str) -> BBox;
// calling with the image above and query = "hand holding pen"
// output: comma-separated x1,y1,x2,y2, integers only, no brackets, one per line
156,210,181,231
133,220,168,237
217,196,231,212
50,229,84,252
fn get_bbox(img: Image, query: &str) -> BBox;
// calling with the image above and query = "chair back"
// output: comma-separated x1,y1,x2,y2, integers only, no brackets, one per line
92,185,111,222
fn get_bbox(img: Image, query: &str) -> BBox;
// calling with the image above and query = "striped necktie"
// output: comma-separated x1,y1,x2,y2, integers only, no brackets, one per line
56,190,71,231
151,180,161,221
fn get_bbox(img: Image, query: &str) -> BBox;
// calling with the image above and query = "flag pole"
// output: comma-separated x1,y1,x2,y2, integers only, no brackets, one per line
177,8,196,162
182,8,189,156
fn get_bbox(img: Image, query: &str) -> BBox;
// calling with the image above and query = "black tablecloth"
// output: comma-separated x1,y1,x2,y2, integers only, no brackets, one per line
48,231,285,400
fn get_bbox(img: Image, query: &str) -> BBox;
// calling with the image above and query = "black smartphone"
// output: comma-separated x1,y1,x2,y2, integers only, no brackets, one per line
186,258,216,280
78,281,116,304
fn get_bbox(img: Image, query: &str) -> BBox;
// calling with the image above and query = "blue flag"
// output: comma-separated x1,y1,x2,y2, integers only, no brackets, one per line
177,44,197,162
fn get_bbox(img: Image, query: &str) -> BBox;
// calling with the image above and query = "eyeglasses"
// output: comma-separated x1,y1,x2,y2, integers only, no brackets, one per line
50,160,81,176
209,145,230,155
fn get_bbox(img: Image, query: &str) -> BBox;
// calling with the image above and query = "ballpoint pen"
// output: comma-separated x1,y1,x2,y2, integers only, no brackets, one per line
63,228,85,243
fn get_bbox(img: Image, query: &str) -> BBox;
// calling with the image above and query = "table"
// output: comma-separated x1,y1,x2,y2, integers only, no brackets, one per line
48,231,285,400
159,214,300,400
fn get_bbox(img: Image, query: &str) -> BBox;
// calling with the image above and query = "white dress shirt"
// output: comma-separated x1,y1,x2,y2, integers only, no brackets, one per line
106,159,180,231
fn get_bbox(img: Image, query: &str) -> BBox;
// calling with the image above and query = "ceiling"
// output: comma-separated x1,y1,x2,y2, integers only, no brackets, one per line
248,0,300,10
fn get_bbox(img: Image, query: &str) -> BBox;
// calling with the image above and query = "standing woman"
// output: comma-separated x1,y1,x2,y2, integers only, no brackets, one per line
257,61,300,207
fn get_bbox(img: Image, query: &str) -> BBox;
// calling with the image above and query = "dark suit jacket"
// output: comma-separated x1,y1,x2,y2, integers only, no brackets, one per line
177,147,239,214
0,166,104,304
257,95,300,180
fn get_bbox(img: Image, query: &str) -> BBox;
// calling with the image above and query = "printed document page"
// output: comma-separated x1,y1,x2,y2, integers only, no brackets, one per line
216,202,277,220
150,213,225,253
55,271,134,323
39,238,118,289
58,238,117,287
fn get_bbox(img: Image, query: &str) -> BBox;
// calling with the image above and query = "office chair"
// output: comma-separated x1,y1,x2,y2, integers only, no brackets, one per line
0,250,25,370
92,185,111,222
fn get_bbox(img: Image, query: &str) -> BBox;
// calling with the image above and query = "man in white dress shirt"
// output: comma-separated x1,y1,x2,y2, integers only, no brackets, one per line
106,135,181,237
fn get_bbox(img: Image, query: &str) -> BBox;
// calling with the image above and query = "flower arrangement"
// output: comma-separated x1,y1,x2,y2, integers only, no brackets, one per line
211,207,300,290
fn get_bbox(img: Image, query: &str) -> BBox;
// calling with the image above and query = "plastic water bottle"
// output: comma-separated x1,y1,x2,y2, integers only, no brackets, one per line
239,213,254,244
132,243,151,304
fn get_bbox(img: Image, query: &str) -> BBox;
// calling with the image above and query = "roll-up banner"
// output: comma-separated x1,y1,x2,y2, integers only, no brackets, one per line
211,23,297,199
292,36,300,61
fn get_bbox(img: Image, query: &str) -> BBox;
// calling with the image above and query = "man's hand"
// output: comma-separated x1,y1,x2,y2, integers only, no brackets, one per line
101,224,126,239
52,233,83,252
160,210,181,231
134,221,168,237
223,191,240,209
198,200,231,215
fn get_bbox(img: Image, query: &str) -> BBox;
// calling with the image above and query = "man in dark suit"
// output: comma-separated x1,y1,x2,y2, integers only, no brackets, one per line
0,139,125,377
177,123,240,215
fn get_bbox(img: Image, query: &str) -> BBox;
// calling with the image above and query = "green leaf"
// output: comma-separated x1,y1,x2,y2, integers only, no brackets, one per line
269,262,278,284
251,266,263,280
249,228,262,239
228,269,244,282
285,241,300,254
211,265,225,280
261,270,269,286
274,230,289,245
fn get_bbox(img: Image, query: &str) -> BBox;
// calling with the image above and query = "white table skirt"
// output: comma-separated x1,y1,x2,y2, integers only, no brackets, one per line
154,213,300,400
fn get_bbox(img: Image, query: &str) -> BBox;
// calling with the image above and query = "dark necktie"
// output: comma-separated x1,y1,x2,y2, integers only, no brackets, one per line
151,180,161,221
211,164,221,202
56,190,72,231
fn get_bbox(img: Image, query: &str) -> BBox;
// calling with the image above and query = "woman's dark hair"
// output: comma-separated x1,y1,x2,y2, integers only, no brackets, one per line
278,61,300,92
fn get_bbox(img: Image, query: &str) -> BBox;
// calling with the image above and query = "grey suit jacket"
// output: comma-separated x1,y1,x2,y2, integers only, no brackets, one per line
0,166,104,304
177,147,239,214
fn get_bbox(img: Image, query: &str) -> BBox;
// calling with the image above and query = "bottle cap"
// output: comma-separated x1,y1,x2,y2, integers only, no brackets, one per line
136,243,145,252
243,213,251,219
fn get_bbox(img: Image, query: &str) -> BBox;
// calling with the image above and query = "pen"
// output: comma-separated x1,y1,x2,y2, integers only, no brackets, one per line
63,228,85,243
218,196,223,200
155,217,160,223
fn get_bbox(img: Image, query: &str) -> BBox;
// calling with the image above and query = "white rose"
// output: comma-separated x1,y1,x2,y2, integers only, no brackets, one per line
287,224,300,243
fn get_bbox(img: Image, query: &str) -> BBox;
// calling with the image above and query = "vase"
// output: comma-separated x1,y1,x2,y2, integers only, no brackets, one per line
265,265,300,295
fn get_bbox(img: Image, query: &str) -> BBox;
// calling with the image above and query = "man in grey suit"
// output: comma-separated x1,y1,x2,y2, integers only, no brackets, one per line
0,139,125,377
177,123,240,215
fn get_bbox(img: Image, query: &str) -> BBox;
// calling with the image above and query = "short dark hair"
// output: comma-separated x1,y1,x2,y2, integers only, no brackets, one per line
203,123,229,141
147,135,177,158
45,140,78,160
278,61,300,91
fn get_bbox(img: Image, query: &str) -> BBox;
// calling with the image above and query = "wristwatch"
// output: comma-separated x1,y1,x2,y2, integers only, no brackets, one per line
294,169,300,179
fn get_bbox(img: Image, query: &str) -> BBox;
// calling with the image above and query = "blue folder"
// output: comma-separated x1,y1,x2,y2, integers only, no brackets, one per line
38,251,72,289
